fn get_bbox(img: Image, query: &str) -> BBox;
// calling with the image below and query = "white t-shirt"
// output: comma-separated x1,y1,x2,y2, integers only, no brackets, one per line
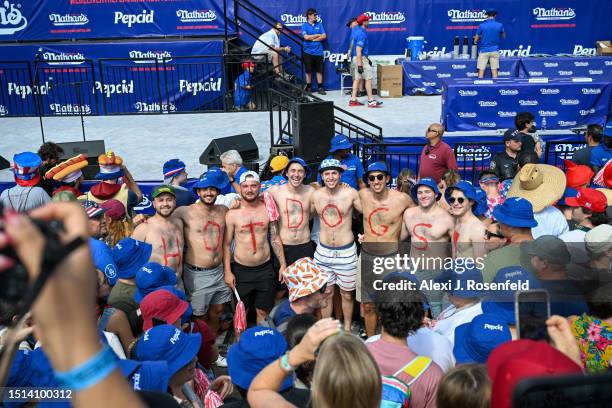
252,29,280,55
559,228,588,264
532,206,569,239
433,302,483,346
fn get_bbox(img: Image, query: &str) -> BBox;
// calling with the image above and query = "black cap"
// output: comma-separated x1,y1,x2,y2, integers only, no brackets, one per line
346,17,357,27
503,129,523,142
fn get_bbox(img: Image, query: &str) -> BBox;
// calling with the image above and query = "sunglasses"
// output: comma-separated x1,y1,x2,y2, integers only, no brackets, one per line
448,197,466,204
368,174,386,182
485,230,505,240
427,127,440,135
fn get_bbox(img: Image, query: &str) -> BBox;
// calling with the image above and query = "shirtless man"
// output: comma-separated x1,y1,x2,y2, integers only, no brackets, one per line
401,178,454,316
311,159,362,331
358,162,412,337
224,171,287,324
266,157,316,265
173,170,231,334
132,185,184,282
445,181,487,261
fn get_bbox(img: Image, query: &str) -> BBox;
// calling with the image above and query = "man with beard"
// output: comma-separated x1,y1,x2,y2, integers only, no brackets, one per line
311,159,362,331
490,129,522,181
358,162,413,337
132,185,184,284
173,169,231,334
267,157,317,266
445,181,487,260
224,171,287,324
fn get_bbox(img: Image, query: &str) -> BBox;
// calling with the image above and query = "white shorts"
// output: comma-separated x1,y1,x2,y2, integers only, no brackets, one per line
314,242,358,291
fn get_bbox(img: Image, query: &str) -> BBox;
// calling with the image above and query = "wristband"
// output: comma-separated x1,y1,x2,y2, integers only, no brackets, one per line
55,345,118,391
279,351,295,373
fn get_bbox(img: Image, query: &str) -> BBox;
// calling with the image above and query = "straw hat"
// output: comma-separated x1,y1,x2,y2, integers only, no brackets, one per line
596,188,612,206
506,164,566,212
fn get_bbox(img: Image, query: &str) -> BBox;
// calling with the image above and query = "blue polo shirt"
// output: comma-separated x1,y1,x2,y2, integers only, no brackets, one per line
317,153,365,189
272,299,297,327
589,144,612,169
351,26,368,57
476,19,504,52
233,71,252,108
89,238,118,286
261,175,288,192
301,21,326,56
221,166,248,194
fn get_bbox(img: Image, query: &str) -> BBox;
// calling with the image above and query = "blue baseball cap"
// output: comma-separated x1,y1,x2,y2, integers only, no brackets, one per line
603,121,612,137
192,166,229,193
329,134,353,153
112,238,153,279
227,326,292,391
453,314,511,364
134,324,201,378
134,262,178,303
557,187,578,206
163,159,186,180
283,156,312,181
411,178,441,202
481,266,542,325
492,197,538,228
318,158,344,174
435,264,484,298
118,359,170,392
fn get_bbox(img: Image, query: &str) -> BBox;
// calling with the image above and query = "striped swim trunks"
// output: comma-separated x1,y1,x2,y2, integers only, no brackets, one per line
314,241,358,291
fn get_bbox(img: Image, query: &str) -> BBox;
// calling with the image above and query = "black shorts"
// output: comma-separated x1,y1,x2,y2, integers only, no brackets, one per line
284,241,316,266
233,260,275,312
303,53,324,74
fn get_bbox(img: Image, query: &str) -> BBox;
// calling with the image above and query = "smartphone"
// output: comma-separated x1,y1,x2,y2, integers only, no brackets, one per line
515,290,550,341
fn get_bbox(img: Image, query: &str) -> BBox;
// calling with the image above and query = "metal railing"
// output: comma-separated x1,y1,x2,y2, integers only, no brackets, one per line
454,142,506,183
357,143,424,178
544,140,587,169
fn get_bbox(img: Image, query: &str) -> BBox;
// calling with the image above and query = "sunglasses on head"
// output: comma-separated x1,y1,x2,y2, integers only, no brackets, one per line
485,230,505,240
448,196,466,204
368,174,386,182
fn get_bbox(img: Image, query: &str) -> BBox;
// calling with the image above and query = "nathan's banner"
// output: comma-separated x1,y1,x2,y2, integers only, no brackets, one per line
242,0,612,90
0,0,235,41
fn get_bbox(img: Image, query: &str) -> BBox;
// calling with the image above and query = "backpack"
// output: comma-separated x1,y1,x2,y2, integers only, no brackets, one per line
380,355,433,408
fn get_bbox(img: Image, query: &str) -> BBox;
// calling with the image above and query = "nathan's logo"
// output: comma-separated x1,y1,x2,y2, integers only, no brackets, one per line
176,9,216,23
129,50,172,63
478,100,497,107
466,72,478,77
49,103,91,115
538,110,558,117
477,122,496,128
499,89,518,96
43,51,85,66
458,90,477,96
451,64,466,70
458,112,476,118
94,80,134,98
606,61,612,66
498,71,511,76
7,81,51,99
436,73,451,78
114,10,154,28
134,101,177,112
581,88,601,95
554,142,586,159
519,99,538,106
540,88,560,95
558,120,577,126
579,108,595,116
528,71,543,76
422,81,437,87
421,65,437,71
497,111,517,117
447,9,487,23
408,73,422,79
589,70,603,75
560,99,579,105
574,61,588,67
557,70,573,76
543,62,558,68
0,1,27,35
49,13,89,26
533,7,576,20
455,145,491,161
280,13,321,27
364,11,406,24
499,45,531,57
0,105,7,116
179,78,222,95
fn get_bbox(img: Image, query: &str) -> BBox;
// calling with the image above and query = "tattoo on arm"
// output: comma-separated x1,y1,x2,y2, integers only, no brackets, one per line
223,215,235,272
269,221,286,266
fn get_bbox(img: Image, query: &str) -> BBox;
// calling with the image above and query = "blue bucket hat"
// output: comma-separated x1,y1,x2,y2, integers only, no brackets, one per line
364,161,390,183
435,264,484,298
134,324,201,378
492,197,538,228
445,180,478,203
112,238,153,279
329,134,353,153
134,262,178,303
453,313,511,364
481,266,542,325
411,177,441,202
283,156,312,181
318,158,344,174
118,359,170,392
473,187,488,216
227,326,292,391
192,166,229,193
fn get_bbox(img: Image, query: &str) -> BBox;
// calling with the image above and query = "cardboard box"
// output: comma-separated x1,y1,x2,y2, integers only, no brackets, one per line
376,64,403,98
596,40,612,56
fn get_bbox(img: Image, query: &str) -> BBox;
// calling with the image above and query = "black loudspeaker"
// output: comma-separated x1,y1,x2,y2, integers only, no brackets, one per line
0,155,9,171
200,133,259,166
291,100,334,163
56,140,106,180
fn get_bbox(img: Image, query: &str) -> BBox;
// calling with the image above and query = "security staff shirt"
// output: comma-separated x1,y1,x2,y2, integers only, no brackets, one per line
490,151,519,181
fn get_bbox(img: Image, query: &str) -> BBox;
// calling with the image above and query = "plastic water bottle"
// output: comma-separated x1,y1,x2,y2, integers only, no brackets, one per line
541,117,547,131
453,36,460,58
462,36,469,56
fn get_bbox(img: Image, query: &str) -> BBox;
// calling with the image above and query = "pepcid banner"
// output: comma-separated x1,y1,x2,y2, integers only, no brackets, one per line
0,40,224,117
242,0,612,89
0,0,234,41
